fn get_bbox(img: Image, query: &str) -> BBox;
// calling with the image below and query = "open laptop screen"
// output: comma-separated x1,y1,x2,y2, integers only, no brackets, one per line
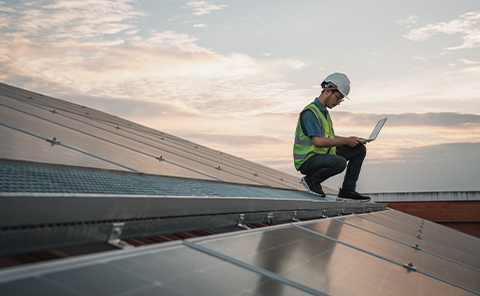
363,117,387,143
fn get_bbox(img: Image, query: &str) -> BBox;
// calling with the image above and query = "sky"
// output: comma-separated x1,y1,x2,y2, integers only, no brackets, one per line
1,0,480,193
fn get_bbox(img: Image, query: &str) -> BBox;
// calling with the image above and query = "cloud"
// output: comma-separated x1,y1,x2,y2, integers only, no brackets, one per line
332,111,480,128
278,59,309,69
263,52,273,56
0,1,315,118
125,29,140,35
182,1,227,16
396,15,418,27
193,23,207,28
458,58,478,64
400,11,480,52
413,56,427,60
0,0,145,41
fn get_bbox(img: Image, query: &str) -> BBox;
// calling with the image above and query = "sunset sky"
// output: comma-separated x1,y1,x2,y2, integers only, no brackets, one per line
1,0,479,192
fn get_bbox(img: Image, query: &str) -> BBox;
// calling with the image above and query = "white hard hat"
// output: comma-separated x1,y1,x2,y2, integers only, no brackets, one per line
322,72,350,100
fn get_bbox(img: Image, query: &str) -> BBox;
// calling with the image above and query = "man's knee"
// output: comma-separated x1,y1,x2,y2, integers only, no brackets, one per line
332,156,347,173
359,144,366,157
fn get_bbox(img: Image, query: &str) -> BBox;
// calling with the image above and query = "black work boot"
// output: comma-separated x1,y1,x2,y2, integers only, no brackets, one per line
301,176,326,198
338,188,370,202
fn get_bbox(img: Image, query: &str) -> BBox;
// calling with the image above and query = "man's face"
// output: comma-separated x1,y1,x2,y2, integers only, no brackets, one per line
325,89,344,109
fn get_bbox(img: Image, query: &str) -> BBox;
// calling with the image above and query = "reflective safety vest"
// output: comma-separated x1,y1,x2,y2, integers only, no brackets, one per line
293,103,336,170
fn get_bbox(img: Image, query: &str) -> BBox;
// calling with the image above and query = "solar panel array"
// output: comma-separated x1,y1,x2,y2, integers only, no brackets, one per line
0,82,337,194
2,82,478,295
0,210,479,296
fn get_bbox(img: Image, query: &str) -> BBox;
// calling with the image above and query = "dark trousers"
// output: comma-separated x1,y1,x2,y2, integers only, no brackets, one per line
299,145,366,191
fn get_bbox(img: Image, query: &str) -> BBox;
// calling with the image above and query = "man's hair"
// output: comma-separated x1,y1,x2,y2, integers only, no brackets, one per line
321,82,339,94
321,81,337,90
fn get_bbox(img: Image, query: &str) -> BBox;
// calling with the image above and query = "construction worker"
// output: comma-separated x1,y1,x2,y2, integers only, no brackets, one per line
293,73,370,201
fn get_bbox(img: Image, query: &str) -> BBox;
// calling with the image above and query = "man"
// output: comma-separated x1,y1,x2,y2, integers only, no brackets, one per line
293,72,370,201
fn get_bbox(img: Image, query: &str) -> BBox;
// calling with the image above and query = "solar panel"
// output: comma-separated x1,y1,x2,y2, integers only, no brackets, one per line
300,217,480,292
0,83,321,192
380,210,480,251
195,221,479,295
0,123,126,172
362,213,480,258
0,242,313,296
2,211,479,295
338,215,480,271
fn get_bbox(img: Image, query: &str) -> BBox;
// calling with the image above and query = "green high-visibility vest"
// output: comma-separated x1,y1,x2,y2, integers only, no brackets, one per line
293,103,336,170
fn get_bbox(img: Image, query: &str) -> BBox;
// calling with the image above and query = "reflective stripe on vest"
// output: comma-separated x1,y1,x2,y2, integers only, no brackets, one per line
293,103,336,170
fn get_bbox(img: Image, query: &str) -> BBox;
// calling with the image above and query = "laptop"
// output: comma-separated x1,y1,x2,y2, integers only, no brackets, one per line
361,117,387,143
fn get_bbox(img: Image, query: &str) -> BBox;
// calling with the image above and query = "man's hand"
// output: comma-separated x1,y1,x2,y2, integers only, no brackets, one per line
344,136,364,147
311,135,366,148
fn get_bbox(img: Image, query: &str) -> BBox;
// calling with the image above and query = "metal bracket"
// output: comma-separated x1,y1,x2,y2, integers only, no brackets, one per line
237,214,250,230
292,211,300,222
416,234,422,239
265,212,274,226
322,210,328,218
337,209,344,216
46,137,61,145
156,156,165,161
417,229,423,233
108,223,134,249
403,262,417,271
110,240,135,250
411,244,421,250
108,223,124,244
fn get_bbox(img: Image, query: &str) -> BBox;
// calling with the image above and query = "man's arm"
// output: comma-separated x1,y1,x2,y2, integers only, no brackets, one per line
311,135,363,148
301,110,364,148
